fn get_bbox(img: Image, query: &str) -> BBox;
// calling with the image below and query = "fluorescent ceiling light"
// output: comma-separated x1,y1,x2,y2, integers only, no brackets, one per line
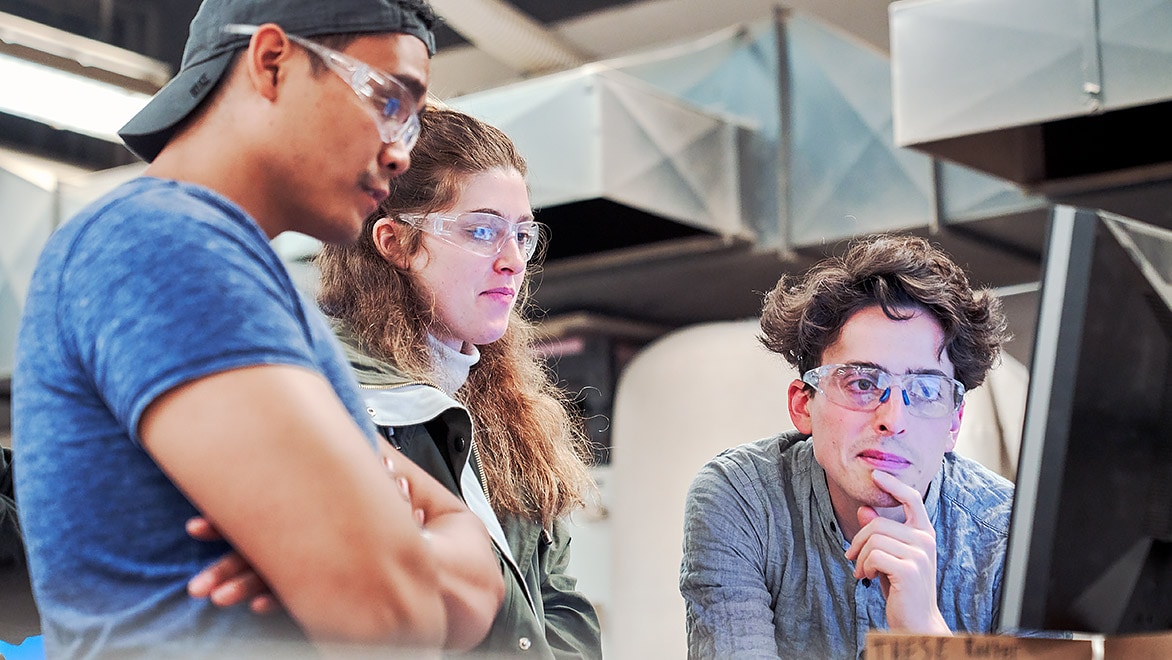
0,53,155,142
0,11,171,143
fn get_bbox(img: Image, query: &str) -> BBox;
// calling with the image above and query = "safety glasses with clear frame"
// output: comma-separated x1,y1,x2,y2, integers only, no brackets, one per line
395,212,543,261
801,363,965,419
223,24,421,149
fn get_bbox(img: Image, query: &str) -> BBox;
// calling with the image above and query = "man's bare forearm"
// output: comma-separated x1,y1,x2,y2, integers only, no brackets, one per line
142,366,452,645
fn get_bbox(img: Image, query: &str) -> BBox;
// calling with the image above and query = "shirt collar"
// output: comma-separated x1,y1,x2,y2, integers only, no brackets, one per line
426,334,480,396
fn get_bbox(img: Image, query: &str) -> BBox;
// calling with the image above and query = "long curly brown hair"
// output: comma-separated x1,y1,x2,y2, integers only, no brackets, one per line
317,105,595,525
758,233,1009,391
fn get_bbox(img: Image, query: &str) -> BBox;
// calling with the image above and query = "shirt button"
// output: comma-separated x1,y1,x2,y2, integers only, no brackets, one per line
518,637,532,651
454,434,467,452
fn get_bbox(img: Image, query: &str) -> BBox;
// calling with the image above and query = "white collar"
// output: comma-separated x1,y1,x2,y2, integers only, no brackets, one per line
427,334,480,396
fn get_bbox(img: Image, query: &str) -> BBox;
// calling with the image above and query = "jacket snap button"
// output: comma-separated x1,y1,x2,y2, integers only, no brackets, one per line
518,637,531,651
454,435,467,452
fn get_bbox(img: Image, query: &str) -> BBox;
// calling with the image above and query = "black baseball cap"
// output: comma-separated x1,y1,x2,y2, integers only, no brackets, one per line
118,0,437,163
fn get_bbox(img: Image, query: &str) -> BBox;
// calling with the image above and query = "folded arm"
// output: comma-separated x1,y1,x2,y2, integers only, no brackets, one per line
141,364,500,648
376,442,504,650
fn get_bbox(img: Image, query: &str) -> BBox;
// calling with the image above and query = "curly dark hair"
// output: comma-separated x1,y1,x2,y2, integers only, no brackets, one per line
758,233,1009,391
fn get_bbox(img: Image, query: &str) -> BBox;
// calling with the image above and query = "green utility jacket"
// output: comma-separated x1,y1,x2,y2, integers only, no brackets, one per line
336,323,603,658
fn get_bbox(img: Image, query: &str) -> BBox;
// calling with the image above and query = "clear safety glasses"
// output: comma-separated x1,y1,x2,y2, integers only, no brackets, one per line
801,363,965,419
395,212,542,261
223,25,421,149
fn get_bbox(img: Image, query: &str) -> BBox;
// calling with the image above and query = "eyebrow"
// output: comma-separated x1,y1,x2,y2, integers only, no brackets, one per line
395,75,428,106
845,361,951,378
295,33,429,108
470,208,535,222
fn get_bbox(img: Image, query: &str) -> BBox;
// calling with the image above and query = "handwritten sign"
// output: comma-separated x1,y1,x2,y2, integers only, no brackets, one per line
865,633,1092,660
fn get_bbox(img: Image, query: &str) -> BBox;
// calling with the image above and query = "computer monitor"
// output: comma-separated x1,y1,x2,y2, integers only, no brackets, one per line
999,206,1172,635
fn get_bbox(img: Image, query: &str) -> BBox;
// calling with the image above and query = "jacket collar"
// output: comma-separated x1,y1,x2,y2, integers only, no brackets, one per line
332,319,417,389
332,319,467,427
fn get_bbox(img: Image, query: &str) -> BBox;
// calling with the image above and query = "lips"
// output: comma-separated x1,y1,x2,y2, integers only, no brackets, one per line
857,449,911,472
481,287,516,303
350,185,384,218
363,184,388,204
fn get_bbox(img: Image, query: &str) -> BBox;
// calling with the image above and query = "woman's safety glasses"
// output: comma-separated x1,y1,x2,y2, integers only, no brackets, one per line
395,212,542,262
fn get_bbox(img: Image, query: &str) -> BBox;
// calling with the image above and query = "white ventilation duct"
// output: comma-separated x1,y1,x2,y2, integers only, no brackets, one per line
450,65,751,242
891,0,1172,198
428,0,588,75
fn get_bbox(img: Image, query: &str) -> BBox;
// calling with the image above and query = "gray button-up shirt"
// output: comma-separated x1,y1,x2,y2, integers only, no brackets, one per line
680,432,1014,659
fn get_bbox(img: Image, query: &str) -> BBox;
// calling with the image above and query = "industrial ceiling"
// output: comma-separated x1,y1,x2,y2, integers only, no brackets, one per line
0,0,897,170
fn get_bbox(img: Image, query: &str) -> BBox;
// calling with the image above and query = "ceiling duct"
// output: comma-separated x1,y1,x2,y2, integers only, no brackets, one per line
428,0,589,75
1,8,1059,340
443,12,1049,325
891,0,1172,218
449,65,753,264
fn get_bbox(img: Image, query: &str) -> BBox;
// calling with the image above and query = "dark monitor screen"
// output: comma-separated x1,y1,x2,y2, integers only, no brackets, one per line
999,206,1172,635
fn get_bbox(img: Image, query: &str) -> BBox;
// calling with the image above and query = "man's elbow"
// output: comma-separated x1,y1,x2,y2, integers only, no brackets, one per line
442,560,505,651
352,594,450,650
290,552,450,649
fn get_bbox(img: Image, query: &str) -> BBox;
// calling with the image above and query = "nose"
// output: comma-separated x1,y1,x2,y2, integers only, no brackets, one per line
873,387,909,436
379,139,412,176
494,234,527,275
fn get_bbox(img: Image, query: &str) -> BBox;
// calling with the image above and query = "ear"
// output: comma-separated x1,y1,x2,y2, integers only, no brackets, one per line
787,379,815,435
371,217,409,268
242,24,296,101
946,401,964,452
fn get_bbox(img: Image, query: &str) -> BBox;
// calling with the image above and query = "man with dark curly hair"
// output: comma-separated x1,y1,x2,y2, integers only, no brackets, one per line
680,233,1015,659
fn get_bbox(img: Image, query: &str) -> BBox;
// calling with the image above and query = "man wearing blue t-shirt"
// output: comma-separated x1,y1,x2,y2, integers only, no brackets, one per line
681,235,1015,659
12,0,502,657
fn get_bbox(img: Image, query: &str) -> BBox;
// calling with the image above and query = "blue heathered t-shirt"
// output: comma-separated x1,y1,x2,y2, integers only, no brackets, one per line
12,177,378,658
